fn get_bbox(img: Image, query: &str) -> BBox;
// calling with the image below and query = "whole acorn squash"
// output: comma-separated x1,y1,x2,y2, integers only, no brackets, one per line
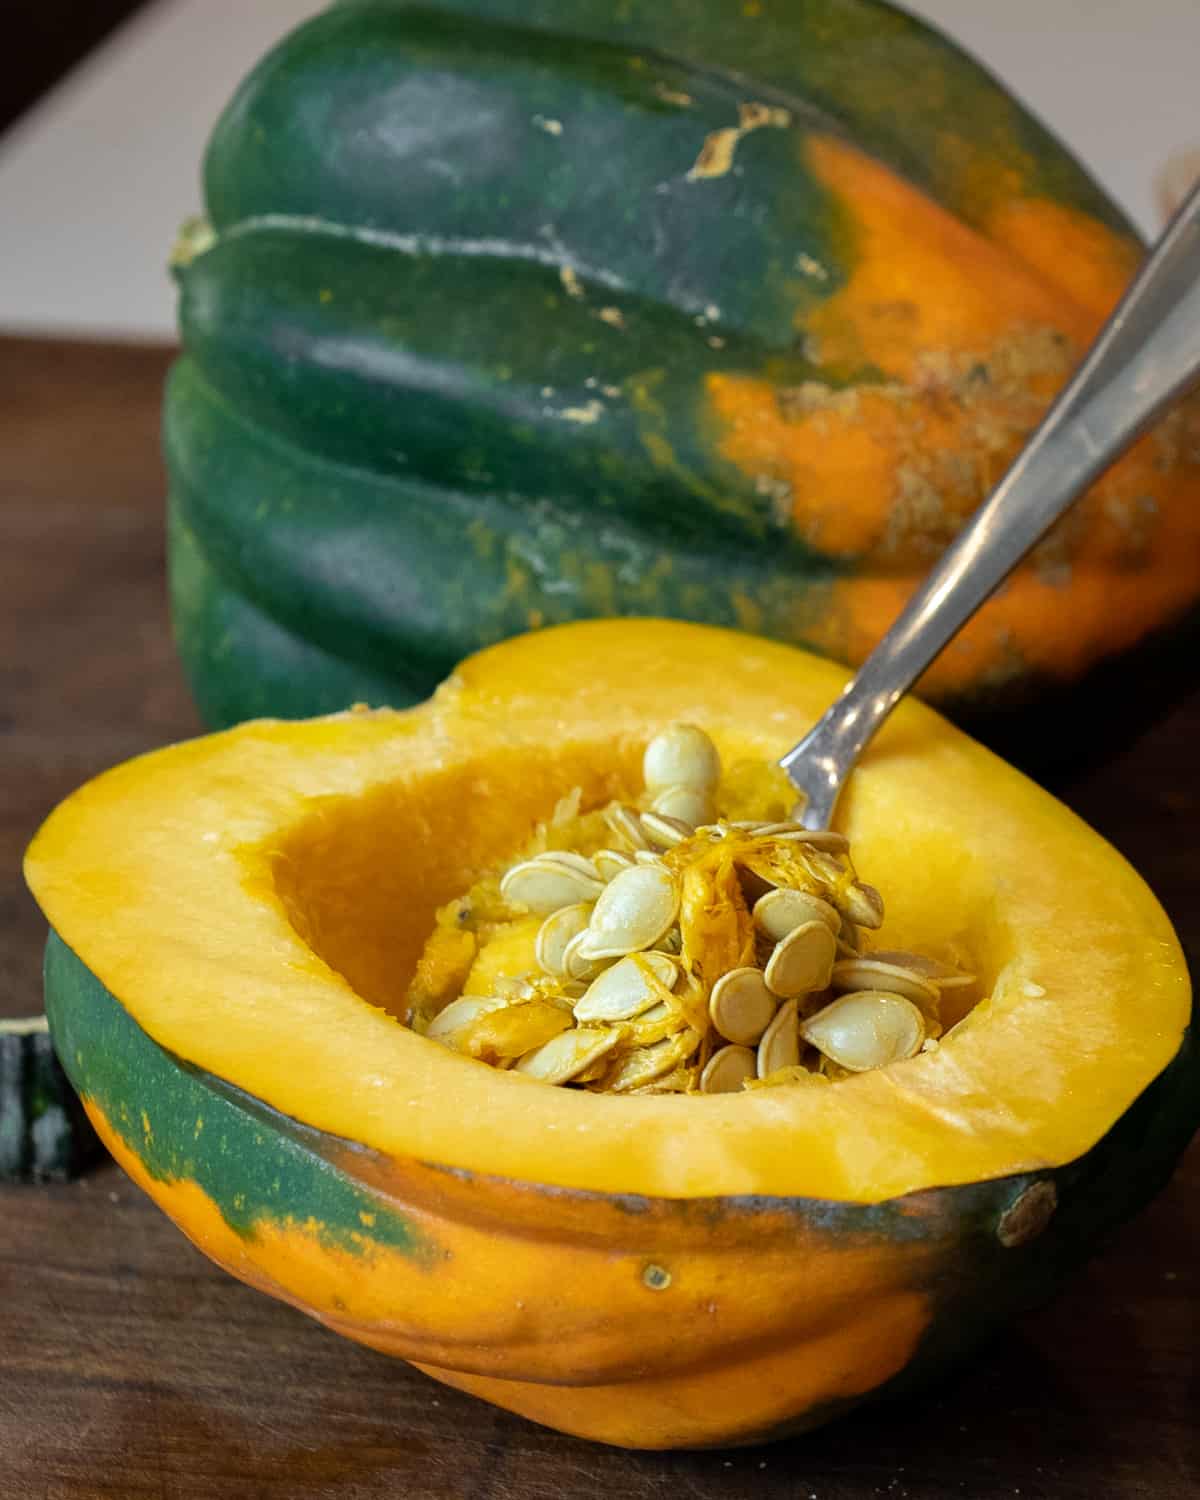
25,621,1198,1449
164,0,1200,754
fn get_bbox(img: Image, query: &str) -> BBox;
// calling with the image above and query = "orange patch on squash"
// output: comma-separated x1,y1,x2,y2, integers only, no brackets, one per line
802,135,1104,378
707,133,1200,695
85,1095,940,1446
985,197,1140,317
418,1288,930,1449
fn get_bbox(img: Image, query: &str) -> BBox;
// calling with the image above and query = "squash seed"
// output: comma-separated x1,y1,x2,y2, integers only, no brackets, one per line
594,848,636,881
763,921,837,998
604,803,650,850
800,990,925,1072
756,998,800,1077
643,723,721,793
641,810,694,849
535,902,594,977
425,994,507,1042
786,830,851,851
753,888,840,942
492,974,538,1002
634,849,668,867
561,929,611,982
840,882,884,930
867,950,976,989
605,1028,702,1092
650,785,713,827
831,957,940,1008
708,967,778,1046
622,998,687,1048
574,953,680,1023
457,998,573,1061
500,856,605,913
576,864,680,960
573,1056,616,1084
537,851,602,880
796,850,848,892
700,1044,758,1094
516,1027,624,1085
624,1064,696,1095
656,924,683,956
837,918,861,956
754,824,851,854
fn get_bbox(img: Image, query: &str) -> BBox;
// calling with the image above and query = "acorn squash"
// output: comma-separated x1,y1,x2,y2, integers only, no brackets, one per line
24,621,1198,1447
165,0,1200,754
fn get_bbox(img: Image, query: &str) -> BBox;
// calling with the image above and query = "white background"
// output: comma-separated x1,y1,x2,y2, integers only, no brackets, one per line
0,0,1196,341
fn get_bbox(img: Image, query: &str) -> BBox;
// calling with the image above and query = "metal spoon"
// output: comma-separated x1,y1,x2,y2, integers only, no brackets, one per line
781,180,1200,830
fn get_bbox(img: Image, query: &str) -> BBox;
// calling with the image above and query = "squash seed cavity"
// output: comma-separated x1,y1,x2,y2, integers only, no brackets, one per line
409,722,979,1094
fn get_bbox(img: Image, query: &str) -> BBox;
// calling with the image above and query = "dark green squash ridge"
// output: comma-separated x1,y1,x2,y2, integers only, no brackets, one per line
168,0,1179,746
169,506,411,725
208,0,1131,254
166,340,842,723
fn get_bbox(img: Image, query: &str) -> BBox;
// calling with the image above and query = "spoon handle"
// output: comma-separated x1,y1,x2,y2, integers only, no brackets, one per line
781,181,1200,829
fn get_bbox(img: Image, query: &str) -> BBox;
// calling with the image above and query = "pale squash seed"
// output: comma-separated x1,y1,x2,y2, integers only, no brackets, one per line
801,991,925,1072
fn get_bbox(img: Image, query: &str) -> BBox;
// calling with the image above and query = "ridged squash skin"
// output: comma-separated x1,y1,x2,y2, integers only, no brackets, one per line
25,620,1199,1448
165,0,1200,749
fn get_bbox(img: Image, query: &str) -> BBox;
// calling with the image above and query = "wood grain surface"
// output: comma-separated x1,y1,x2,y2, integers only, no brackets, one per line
1,335,1197,1499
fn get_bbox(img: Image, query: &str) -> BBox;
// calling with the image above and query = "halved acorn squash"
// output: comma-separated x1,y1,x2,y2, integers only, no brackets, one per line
24,621,1197,1448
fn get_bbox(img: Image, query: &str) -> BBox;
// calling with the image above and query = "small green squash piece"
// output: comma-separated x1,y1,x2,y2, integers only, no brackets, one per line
0,1016,103,1183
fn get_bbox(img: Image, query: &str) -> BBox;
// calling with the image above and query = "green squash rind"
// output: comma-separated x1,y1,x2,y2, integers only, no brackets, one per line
42,928,1200,1435
168,500,418,726
44,933,431,1256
